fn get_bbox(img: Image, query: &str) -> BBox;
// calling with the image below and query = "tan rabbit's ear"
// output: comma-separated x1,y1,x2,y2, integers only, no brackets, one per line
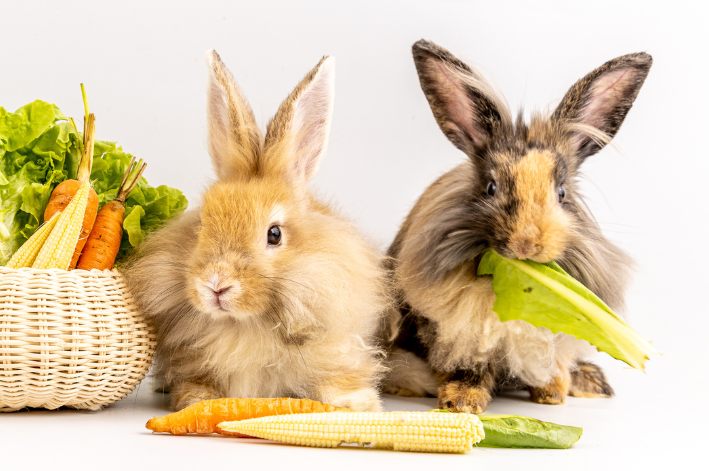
412,40,511,155
552,52,652,160
206,50,262,180
263,56,335,183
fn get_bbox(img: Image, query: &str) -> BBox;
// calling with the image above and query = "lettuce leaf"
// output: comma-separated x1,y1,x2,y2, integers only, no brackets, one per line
0,103,78,264
478,415,582,449
0,100,188,265
477,249,657,370
0,100,59,154
430,410,582,449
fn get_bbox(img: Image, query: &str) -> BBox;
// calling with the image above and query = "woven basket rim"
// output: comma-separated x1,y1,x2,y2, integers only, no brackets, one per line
1,266,121,275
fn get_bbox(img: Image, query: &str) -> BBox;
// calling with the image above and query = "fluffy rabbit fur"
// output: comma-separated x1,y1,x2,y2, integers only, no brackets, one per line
124,51,386,411
382,40,651,413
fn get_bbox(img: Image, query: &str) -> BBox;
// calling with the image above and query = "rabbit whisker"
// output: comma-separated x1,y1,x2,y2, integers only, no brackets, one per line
255,273,317,294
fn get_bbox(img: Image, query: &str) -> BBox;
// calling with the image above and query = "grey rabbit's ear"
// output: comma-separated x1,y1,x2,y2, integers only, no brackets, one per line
552,52,652,160
412,39,511,154
206,50,263,180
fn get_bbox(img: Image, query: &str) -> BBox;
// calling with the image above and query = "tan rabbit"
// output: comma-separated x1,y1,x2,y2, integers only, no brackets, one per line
124,51,386,412
383,40,651,413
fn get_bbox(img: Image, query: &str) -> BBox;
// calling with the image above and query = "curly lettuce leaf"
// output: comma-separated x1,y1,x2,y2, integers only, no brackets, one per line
478,415,582,449
0,103,78,264
123,205,146,248
0,100,58,155
477,249,657,370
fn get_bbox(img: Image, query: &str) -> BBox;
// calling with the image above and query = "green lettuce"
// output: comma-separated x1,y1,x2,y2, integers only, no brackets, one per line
0,100,188,265
477,249,656,370
478,415,582,449
0,101,80,264
430,410,582,449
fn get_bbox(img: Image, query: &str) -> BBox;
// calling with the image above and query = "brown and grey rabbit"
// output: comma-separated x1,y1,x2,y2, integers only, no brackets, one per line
382,40,652,413
124,51,386,412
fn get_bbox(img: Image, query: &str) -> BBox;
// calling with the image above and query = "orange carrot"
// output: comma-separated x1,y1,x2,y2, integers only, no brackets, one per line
145,397,351,435
44,179,99,268
44,85,98,269
77,157,146,271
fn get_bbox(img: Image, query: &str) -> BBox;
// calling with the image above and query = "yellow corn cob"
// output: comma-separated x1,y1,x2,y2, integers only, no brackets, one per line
32,179,91,270
5,213,61,268
217,411,485,453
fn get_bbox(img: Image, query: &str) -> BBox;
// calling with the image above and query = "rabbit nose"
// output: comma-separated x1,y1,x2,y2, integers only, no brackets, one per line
203,276,240,300
212,286,230,298
509,239,539,259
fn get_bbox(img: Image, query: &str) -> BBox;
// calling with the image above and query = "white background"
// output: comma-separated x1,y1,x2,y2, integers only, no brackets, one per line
1,1,707,469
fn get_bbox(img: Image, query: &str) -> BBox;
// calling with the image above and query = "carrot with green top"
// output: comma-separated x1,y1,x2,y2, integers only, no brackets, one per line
43,84,98,269
77,157,146,271
146,397,351,435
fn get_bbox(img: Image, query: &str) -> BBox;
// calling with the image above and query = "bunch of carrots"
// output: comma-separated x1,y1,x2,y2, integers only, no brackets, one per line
5,85,146,271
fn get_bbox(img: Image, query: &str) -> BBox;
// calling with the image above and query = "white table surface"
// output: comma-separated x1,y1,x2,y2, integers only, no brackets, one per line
1,353,701,471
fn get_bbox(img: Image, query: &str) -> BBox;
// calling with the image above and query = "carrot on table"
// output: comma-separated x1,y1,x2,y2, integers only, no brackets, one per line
77,157,146,271
145,397,352,435
43,84,99,269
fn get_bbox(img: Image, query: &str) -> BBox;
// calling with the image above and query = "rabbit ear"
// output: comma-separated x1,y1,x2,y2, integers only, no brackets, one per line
206,50,262,180
412,39,511,154
552,52,652,160
263,56,335,183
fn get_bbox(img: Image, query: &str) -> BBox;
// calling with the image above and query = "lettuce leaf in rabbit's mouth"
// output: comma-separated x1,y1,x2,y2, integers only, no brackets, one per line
477,249,657,371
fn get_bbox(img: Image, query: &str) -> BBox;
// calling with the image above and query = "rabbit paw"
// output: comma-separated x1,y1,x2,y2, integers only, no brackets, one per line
336,388,383,412
529,374,569,405
328,387,383,412
170,382,222,411
568,361,614,398
438,381,491,414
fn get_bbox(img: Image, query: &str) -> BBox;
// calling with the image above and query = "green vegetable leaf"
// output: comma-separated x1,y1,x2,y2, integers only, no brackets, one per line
0,103,73,264
0,100,57,154
478,415,582,449
122,205,146,249
427,410,582,449
477,249,657,370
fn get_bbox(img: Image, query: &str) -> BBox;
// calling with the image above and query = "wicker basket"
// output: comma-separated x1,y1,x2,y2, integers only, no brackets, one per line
0,267,155,411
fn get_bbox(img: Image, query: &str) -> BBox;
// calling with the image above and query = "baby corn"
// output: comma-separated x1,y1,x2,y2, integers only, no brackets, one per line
5,213,60,268
218,411,484,453
32,179,91,270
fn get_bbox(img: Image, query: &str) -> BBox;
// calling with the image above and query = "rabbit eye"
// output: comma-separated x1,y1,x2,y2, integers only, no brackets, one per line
558,186,566,202
267,225,282,246
486,181,497,196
